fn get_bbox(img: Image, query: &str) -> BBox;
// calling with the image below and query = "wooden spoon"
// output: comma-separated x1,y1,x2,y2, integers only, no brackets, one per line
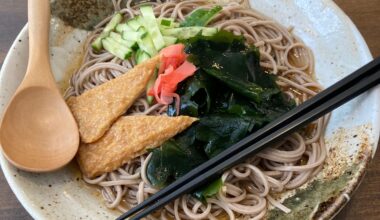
0,0,79,172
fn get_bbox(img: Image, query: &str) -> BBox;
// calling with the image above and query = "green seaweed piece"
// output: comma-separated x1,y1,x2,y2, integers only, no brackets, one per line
193,178,223,204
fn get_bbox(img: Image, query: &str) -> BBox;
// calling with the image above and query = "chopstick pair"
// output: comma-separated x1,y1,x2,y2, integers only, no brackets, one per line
118,57,380,220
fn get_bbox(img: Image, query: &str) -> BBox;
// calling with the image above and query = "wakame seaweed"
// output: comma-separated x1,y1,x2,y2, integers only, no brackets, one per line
167,71,215,117
147,136,207,188
193,178,223,204
196,114,255,158
146,112,256,186
147,31,295,201
169,31,295,118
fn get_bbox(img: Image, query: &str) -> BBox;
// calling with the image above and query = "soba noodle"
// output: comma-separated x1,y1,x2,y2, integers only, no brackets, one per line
65,1,329,219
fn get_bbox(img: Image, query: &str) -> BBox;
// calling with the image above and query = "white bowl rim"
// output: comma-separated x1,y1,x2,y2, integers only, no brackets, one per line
0,1,377,219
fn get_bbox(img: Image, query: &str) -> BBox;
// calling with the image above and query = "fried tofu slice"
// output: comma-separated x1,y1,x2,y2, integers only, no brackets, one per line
67,56,160,143
77,115,198,178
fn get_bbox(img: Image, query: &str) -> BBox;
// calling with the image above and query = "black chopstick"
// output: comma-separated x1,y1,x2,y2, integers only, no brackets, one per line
118,57,380,220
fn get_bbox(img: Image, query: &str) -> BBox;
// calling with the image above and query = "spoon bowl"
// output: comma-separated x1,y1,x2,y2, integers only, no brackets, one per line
0,0,79,172
0,87,79,172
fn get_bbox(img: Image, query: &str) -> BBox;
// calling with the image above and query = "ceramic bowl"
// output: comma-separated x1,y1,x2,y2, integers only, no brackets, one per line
0,0,379,219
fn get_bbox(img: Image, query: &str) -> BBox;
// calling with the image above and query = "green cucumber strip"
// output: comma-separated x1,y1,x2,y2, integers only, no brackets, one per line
147,95,155,105
122,29,147,42
146,69,158,104
116,23,133,33
163,36,178,46
109,32,137,49
91,37,103,51
137,26,148,34
136,49,151,64
135,16,146,26
161,27,218,39
159,20,180,30
127,17,142,31
91,13,123,51
160,19,172,27
140,6,166,50
201,28,218,36
138,34,158,56
161,27,201,36
102,38,132,60
103,13,123,32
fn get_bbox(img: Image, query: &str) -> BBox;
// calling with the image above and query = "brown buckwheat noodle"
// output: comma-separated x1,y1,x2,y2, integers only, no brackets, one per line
65,1,329,219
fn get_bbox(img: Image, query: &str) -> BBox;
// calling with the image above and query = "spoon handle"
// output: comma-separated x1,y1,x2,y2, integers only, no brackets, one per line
25,0,55,87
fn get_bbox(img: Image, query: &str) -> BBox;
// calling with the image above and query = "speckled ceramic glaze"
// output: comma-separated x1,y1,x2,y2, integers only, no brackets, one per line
0,1,379,219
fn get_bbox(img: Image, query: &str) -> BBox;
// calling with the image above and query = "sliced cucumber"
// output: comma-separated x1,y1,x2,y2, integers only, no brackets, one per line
161,27,199,36
135,49,151,64
140,6,166,51
91,38,103,52
161,27,218,39
127,17,142,31
158,18,179,28
92,13,123,51
109,32,137,49
135,16,146,26
137,34,157,57
161,27,202,39
122,28,147,42
116,23,133,33
163,36,178,46
201,28,218,36
160,18,172,27
102,38,132,60
147,95,155,105
146,69,158,104
103,13,123,33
